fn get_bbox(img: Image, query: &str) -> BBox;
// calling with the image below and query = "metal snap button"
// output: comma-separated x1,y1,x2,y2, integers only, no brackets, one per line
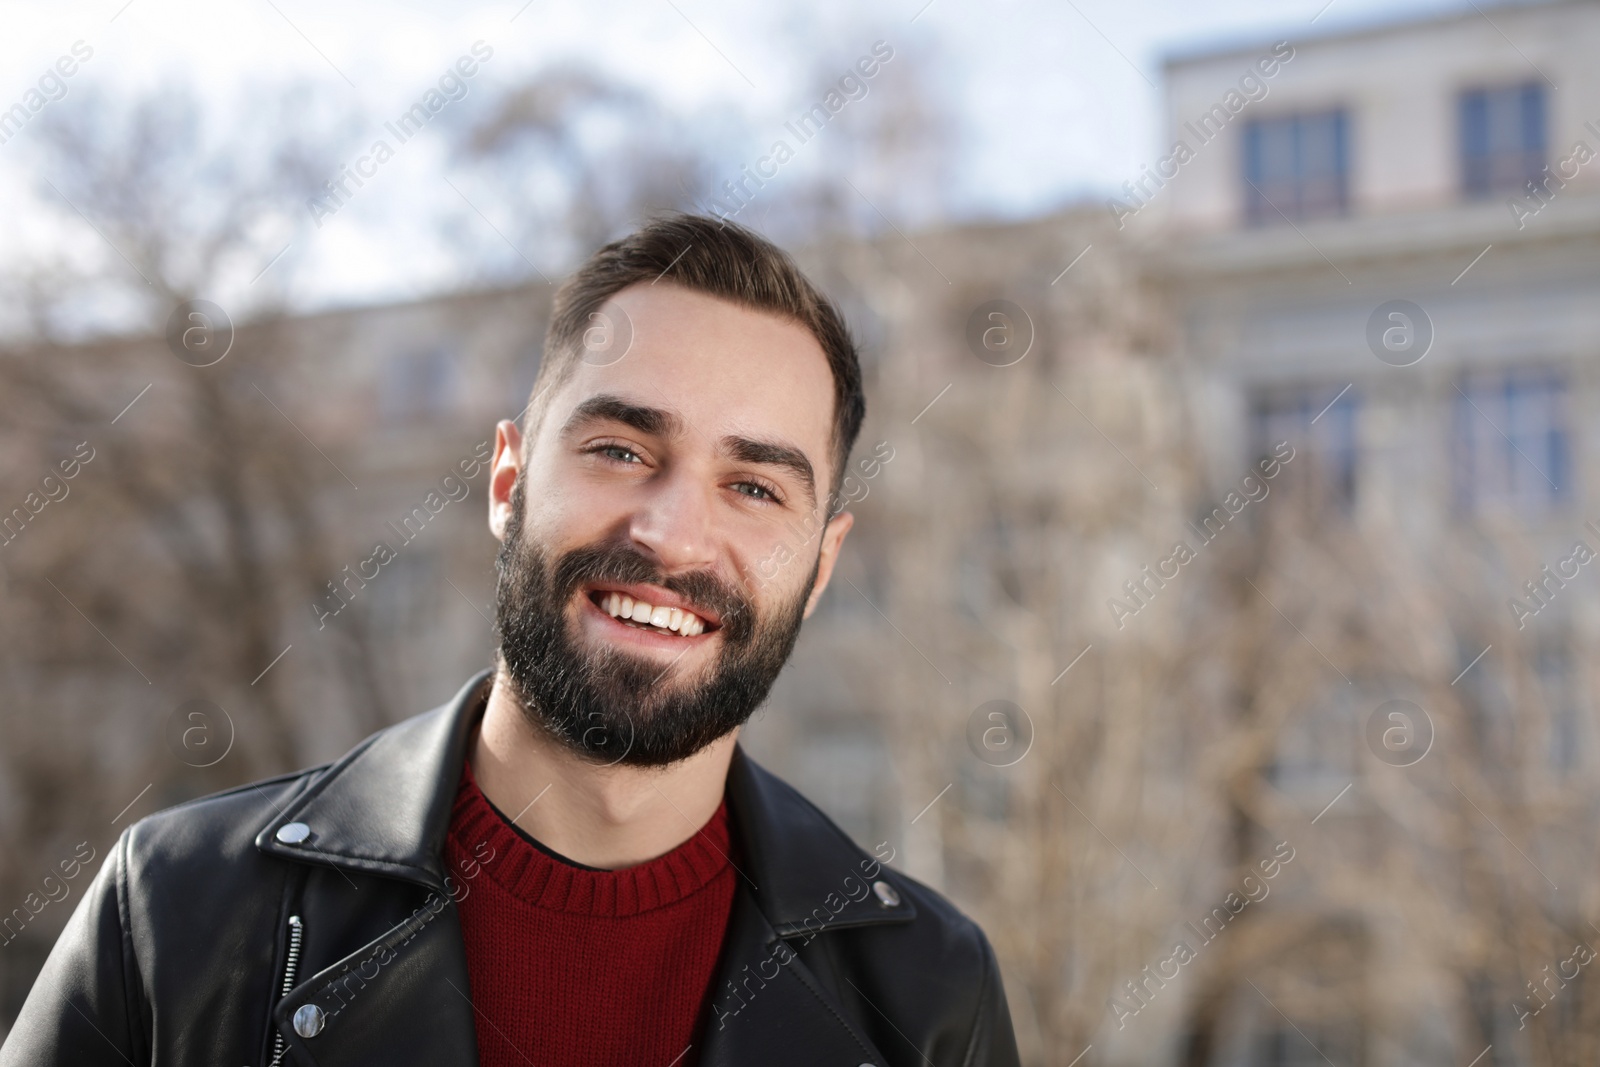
276,822,312,845
872,880,901,907
293,1003,325,1038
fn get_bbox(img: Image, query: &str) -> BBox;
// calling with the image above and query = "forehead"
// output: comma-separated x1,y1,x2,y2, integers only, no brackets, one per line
544,282,836,466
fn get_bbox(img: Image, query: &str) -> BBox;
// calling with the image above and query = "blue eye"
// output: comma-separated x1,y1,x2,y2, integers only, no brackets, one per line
733,481,780,503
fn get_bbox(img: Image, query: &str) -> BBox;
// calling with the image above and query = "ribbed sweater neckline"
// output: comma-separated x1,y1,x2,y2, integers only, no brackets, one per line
451,758,732,917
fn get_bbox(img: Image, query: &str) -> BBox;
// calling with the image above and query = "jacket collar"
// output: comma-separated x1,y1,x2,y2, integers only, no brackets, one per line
722,741,917,935
256,671,488,891
256,669,916,933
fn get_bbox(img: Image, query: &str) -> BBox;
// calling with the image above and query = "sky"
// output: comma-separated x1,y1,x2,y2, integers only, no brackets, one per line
0,0,1473,313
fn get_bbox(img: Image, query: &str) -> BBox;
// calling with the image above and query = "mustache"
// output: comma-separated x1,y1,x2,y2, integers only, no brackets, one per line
543,540,757,643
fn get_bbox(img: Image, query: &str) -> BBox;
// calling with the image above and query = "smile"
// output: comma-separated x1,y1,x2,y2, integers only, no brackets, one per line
586,587,719,638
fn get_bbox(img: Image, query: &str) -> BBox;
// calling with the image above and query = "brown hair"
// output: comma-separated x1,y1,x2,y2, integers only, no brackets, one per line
526,213,866,505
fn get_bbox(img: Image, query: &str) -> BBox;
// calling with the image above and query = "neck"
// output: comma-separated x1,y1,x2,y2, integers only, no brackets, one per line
468,668,737,870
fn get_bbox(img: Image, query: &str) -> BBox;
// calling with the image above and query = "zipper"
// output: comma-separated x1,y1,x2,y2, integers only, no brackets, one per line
269,915,304,1066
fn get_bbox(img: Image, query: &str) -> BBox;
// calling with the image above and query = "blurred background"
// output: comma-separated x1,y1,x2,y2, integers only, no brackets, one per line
2,0,1598,1062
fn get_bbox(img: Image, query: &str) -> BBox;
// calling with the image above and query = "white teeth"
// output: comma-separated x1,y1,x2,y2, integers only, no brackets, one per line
598,592,707,636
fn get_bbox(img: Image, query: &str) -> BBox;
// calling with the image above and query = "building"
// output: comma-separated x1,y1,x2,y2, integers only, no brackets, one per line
1136,1,1600,1063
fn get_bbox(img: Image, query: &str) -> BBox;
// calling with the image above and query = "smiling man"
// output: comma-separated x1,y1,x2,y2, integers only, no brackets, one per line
1,214,1020,1067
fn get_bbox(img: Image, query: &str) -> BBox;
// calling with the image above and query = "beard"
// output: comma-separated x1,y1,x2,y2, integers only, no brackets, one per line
492,478,817,768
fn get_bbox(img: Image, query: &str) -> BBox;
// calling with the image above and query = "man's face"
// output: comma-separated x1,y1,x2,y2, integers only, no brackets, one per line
488,283,853,767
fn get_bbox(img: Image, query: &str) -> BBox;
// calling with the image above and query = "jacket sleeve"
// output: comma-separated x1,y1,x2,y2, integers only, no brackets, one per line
965,929,1022,1067
0,829,146,1066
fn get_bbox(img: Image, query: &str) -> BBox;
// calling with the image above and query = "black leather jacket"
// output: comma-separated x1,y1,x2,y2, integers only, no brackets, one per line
2,672,1021,1066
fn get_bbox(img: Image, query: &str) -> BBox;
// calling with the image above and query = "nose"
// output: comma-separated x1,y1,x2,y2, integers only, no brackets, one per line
627,465,718,574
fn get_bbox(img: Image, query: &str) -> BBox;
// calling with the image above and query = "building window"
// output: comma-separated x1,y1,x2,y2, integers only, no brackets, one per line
958,515,1025,620
1252,384,1359,511
1456,643,1514,765
1452,370,1568,514
1460,83,1546,198
792,729,888,844
1267,687,1360,793
366,547,440,638
381,347,456,420
1253,1025,1357,1067
1536,640,1580,775
1242,110,1349,225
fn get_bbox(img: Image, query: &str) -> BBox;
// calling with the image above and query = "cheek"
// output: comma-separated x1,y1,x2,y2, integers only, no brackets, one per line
518,466,608,545
751,539,818,609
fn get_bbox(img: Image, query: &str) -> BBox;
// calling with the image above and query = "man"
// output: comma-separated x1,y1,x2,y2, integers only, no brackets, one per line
2,214,1020,1066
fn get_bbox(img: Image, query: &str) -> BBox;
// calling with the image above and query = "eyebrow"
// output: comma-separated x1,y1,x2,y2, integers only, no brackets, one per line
723,436,816,508
562,394,683,439
561,392,817,508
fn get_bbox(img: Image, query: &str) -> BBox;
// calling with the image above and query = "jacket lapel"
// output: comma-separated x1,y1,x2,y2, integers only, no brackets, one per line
721,746,917,937
270,896,481,1066
255,673,490,888
697,887,891,1067
694,748,916,1066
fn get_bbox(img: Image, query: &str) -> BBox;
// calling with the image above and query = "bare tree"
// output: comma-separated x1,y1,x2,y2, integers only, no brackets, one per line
455,65,716,269
0,84,390,1017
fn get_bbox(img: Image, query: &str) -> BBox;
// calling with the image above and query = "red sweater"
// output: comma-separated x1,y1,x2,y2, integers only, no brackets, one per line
444,760,737,1067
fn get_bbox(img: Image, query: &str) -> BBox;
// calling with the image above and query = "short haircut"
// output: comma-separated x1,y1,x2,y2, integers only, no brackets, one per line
526,213,866,506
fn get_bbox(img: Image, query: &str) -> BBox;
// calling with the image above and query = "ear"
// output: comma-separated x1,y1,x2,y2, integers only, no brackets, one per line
488,419,523,543
802,510,855,619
